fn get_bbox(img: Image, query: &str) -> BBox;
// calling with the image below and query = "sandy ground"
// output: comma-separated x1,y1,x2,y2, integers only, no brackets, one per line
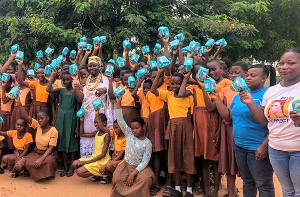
0,170,282,197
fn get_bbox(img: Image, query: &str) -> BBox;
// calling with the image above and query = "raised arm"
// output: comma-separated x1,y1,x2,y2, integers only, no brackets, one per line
17,63,29,87
150,68,164,96
1,53,16,73
80,49,92,67
197,80,216,112
131,78,144,101
46,72,61,94
240,91,268,126
15,99,32,125
178,72,192,97
116,98,130,136
170,49,178,75
72,75,84,102
1,84,12,104
107,77,116,100
98,45,103,59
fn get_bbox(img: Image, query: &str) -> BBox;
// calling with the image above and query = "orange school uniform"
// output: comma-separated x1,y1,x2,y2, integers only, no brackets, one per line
6,130,33,151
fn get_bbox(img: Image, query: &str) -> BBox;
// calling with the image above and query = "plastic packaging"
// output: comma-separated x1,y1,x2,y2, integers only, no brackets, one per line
92,99,105,111
45,47,54,57
27,69,35,78
80,37,87,43
200,46,206,55
34,63,41,70
70,50,76,60
123,40,131,50
11,44,19,54
77,42,87,50
169,39,180,50
184,57,193,72
1,73,10,83
149,60,157,70
37,50,44,59
86,44,92,51
215,38,227,47
194,42,201,55
157,56,170,69
181,47,188,55
113,86,125,99
153,43,161,55
45,65,52,76
205,38,215,48
62,47,69,56
76,107,88,118
158,26,169,39
108,59,116,65
204,78,216,93
142,45,150,54
0,116,4,123
131,54,140,63
15,51,24,62
135,68,149,79
9,87,21,99
174,33,184,41
231,77,249,92
197,66,209,82
69,64,78,76
116,57,125,67
104,64,115,77
128,76,136,89
292,100,300,113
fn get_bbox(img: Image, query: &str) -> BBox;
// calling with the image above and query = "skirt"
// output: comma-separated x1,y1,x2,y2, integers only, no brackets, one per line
2,150,26,172
147,108,168,152
10,105,30,131
166,117,196,174
111,161,155,197
121,106,140,127
25,148,58,181
29,101,49,121
193,107,219,161
218,121,238,175
0,111,13,149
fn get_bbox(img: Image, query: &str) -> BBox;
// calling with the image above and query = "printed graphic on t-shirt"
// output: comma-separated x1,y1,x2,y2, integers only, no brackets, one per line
266,98,292,122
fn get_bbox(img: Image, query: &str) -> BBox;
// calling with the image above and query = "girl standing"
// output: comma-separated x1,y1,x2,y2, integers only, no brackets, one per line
46,71,79,177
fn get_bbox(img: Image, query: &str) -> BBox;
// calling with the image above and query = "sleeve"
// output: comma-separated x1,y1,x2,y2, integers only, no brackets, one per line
136,140,152,172
6,130,15,138
158,89,170,102
189,95,194,114
137,88,144,103
48,128,58,147
219,88,225,101
116,109,131,136
163,75,171,86
261,89,269,107
27,81,37,89
29,118,39,129
230,96,236,109
25,133,34,144
186,85,194,94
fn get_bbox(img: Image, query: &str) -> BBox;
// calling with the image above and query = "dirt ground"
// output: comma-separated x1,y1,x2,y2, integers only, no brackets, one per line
0,171,282,197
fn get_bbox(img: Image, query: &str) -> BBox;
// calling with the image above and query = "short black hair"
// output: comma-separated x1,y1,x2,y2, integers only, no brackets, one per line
172,72,184,82
17,117,27,126
37,109,50,117
131,116,145,126
232,61,248,72
220,57,232,68
62,61,72,67
249,64,269,77
143,79,152,86
61,71,71,78
207,59,222,68
99,113,107,122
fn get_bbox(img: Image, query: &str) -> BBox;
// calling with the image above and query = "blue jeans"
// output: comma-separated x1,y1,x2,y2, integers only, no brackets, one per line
234,145,274,197
268,146,300,197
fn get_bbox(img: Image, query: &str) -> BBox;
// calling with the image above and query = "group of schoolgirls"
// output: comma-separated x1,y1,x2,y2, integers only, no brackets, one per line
1,27,298,197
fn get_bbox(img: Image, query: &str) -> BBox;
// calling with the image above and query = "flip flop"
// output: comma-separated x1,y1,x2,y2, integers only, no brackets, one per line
162,186,174,197
66,169,74,177
150,185,161,196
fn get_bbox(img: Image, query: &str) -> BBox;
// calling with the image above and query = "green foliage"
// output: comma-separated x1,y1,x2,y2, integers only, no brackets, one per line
0,0,298,63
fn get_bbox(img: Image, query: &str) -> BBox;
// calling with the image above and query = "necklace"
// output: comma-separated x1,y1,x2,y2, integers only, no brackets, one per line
86,74,102,91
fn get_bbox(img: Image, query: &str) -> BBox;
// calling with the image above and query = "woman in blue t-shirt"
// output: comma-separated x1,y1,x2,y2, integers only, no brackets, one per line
212,64,275,197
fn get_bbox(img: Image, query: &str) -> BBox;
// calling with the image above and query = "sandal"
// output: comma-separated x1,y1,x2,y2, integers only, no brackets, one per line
60,170,67,177
150,185,161,196
172,190,183,197
0,167,4,174
100,176,110,184
162,186,174,197
91,176,101,182
184,192,194,197
11,172,19,178
66,169,74,177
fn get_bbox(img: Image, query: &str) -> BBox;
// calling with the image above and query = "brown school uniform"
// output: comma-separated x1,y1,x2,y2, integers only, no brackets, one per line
218,86,238,175
158,89,195,174
25,119,58,181
146,75,170,152
0,89,14,149
121,88,140,126
187,85,220,161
